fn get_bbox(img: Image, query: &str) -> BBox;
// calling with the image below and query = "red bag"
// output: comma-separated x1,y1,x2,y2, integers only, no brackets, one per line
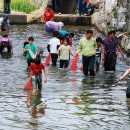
70,55,79,72
45,54,51,66
24,77,33,90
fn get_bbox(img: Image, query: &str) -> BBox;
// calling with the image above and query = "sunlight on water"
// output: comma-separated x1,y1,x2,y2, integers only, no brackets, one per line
0,24,130,130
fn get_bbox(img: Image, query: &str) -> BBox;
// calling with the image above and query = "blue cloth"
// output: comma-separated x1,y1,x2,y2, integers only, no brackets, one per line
103,37,119,53
59,30,69,36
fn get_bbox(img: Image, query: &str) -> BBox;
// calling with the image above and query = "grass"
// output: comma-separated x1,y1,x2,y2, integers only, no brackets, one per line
11,0,37,13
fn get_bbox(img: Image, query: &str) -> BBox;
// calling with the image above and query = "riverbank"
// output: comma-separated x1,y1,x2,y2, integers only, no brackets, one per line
0,11,91,25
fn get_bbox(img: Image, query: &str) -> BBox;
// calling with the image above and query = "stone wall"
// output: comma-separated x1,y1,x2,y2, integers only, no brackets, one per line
31,0,48,9
92,0,130,53
92,0,129,33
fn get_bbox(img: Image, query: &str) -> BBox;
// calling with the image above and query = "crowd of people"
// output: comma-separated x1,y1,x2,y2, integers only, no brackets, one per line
0,1,130,102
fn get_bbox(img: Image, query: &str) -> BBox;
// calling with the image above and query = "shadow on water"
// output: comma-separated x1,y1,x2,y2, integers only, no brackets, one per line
0,52,12,59
27,91,46,126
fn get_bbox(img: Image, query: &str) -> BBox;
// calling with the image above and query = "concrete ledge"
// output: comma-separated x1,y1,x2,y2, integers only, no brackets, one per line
0,13,27,24
54,14,91,25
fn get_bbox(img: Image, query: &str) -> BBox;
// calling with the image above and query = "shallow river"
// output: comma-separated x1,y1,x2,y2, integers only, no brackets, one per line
0,24,130,130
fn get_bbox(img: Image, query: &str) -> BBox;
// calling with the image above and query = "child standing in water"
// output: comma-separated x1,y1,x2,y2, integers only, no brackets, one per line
95,37,103,72
24,36,38,69
57,38,74,68
29,57,47,94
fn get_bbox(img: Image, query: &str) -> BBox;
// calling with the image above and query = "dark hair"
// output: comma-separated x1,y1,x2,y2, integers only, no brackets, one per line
65,34,69,38
108,30,116,36
28,36,34,41
2,35,8,37
86,30,93,34
3,16,8,22
53,31,59,37
23,41,29,48
64,37,69,43
96,37,103,43
34,57,41,65
47,5,52,9
69,33,74,38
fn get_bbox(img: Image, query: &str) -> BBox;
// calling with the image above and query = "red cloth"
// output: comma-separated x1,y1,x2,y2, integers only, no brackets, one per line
29,63,45,76
44,9,54,22
85,0,91,3
61,40,73,46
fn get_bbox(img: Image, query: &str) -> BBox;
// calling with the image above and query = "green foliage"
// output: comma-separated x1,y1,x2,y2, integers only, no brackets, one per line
11,0,37,13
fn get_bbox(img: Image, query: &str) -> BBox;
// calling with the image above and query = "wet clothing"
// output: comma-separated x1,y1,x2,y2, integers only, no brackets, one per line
0,36,12,53
78,37,96,76
82,55,95,76
30,63,45,90
104,52,116,71
60,60,69,68
4,0,11,14
44,9,54,22
50,53,58,66
103,37,119,71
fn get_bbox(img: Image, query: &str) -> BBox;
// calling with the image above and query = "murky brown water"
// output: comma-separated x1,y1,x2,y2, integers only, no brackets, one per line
0,24,130,130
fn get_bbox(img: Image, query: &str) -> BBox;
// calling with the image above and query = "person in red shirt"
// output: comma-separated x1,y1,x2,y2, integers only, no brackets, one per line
43,5,55,23
29,57,47,94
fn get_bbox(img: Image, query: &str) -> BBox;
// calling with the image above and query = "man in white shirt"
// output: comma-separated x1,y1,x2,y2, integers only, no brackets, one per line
47,31,60,66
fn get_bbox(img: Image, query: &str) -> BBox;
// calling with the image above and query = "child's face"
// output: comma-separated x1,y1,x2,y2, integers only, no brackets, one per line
97,42,101,47
29,40,33,44
64,41,68,46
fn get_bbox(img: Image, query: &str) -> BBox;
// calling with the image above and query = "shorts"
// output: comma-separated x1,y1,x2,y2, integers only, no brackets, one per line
32,75,42,91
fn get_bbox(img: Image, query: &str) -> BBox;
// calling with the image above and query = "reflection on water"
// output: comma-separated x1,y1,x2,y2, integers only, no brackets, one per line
0,24,130,130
